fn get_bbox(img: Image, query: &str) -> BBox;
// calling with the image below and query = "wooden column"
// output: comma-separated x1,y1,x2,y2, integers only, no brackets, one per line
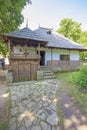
51,48,53,66
69,50,70,66
35,47,37,54
37,43,40,67
51,48,53,61
24,42,28,57
69,50,70,60
8,40,11,54
38,43,40,56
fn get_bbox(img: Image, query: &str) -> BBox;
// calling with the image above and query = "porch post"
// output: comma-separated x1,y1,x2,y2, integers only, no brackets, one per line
24,42,28,56
69,50,70,66
8,40,14,55
8,40,11,55
37,43,40,67
38,43,40,56
51,48,53,66
35,47,37,54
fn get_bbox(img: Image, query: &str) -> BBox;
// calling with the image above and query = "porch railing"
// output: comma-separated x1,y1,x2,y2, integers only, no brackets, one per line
9,54,40,60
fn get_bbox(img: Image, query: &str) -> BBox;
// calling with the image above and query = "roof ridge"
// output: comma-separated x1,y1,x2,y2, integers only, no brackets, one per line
39,26,53,30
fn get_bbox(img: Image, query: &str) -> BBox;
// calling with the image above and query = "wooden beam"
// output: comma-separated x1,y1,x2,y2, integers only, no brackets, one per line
24,42,27,54
51,48,53,61
8,40,11,54
38,43,40,55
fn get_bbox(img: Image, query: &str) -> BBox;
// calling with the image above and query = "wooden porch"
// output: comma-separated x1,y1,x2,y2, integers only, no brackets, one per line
9,55,40,82
9,54,40,60
9,54,40,82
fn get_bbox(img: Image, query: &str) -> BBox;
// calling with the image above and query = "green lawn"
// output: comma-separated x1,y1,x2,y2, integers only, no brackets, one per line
56,71,87,115
56,71,80,82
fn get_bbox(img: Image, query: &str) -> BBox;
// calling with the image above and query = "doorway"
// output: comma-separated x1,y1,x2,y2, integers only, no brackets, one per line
40,51,45,66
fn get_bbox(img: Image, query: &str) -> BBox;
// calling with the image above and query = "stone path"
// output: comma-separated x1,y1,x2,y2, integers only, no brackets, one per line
9,79,59,130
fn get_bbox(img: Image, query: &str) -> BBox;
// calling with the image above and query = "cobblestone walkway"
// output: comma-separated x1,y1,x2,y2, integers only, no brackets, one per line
9,79,59,130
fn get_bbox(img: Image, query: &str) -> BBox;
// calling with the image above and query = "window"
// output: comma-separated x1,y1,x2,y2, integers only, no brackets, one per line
60,55,69,60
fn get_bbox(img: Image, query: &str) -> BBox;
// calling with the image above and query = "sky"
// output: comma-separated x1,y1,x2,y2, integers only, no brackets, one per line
21,0,87,31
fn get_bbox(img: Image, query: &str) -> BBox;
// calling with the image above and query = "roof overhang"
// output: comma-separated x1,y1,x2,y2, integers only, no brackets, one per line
1,35,48,47
44,46,87,52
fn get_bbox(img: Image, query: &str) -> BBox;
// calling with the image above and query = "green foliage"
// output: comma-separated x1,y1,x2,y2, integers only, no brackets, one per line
57,18,81,42
0,0,32,56
77,31,87,46
0,0,32,33
78,67,87,88
56,69,87,89
0,40,8,57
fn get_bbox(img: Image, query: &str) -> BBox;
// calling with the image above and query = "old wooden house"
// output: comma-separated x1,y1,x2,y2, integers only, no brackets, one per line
1,26,87,82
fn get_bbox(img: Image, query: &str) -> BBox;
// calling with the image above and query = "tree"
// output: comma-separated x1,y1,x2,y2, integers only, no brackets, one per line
0,0,32,56
57,18,81,42
77,31,87,59
77,31,87,46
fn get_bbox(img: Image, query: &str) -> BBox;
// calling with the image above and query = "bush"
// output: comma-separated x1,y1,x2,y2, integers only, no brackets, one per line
78,67,87,88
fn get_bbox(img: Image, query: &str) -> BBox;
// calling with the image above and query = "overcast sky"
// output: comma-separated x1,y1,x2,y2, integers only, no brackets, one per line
21,0,87,31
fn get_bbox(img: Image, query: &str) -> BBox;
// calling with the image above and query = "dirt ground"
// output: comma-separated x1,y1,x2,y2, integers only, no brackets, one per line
57,82,87,130
0,82,9,124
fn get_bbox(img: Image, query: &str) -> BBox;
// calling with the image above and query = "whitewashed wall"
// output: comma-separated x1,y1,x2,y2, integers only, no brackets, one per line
41,48,80,65
70,51,79,61
13,46,80,65
14,46,35,54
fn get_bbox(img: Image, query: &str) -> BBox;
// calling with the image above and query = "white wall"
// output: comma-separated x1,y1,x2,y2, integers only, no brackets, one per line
14,46,35,54
45,52,51,65
70,51,79,61
13,46,80,65
41,48,80,65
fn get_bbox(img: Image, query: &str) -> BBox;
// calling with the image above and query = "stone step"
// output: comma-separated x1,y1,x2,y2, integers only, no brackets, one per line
40,66,51,68
40,68,52,71
39,66,56,80
43,72,54,76
44,75,56,79
42,70,53,73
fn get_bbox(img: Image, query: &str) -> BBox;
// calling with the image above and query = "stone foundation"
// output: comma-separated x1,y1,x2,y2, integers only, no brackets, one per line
6,71,13,83
37,70,43,80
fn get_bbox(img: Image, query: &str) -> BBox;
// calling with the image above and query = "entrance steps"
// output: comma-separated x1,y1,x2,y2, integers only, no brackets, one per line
40,66,56,79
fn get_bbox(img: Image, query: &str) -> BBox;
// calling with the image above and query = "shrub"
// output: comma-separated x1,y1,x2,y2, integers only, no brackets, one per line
78,67,87,88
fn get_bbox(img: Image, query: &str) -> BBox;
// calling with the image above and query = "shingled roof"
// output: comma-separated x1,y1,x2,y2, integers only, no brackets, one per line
2,27,47,43
34,27,85,50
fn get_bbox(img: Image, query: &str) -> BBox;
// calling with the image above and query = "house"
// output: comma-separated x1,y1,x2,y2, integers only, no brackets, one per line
0,26,86,81
34,27,86,70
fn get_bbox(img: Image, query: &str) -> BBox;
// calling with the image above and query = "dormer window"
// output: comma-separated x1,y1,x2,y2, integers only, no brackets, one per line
47,30,51,34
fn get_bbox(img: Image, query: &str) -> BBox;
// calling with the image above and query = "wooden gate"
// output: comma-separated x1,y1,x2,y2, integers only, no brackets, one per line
11,62,39,82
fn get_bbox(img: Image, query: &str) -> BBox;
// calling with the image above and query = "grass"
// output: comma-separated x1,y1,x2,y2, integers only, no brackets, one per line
0,89,11,130
56,71,80,82
56,85,65,130
56,71,87,116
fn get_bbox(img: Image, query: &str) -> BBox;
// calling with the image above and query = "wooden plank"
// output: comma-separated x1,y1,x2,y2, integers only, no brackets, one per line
11,62,39,82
